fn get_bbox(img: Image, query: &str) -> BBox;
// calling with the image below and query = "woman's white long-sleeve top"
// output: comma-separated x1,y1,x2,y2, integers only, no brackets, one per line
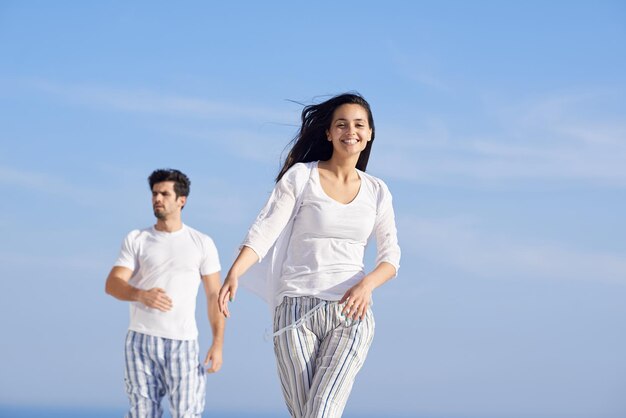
241,161,400,310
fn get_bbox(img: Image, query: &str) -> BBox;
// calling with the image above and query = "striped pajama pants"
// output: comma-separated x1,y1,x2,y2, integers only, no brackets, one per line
273,296,375,418
124,331,206,418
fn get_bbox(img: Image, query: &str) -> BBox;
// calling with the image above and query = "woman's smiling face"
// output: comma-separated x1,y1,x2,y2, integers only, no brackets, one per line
326,103,372,158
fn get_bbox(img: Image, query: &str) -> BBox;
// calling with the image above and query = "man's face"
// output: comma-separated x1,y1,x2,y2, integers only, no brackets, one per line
152,181,186,220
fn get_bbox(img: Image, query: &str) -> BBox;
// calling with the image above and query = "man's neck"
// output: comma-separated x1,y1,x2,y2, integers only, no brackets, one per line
154,218,183,233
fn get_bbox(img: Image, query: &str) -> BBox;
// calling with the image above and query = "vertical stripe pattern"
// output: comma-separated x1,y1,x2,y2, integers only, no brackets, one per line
124,331,206,418
273,296,375,418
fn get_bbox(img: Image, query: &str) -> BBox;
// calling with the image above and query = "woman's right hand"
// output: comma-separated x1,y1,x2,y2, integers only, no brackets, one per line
217,246,260,318
218,273,239,318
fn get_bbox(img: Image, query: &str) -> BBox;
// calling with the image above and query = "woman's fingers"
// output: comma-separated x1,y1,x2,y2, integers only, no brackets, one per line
358,302,368,320
217,287,227,313
218,285,233,317
229,284,237,302
218,280,238,318
352,298,370,320
341,296,367,320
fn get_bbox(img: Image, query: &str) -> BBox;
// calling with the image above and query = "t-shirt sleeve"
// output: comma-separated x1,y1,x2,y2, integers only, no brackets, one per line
241,164,304,261
373,179,401,275
114,231,138,271
200,235,221,275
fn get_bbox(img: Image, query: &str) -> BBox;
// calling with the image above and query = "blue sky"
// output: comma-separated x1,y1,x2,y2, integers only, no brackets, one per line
1,1,625,417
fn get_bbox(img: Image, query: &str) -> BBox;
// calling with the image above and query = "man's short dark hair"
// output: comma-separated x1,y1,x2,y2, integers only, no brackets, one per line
148,169,191,198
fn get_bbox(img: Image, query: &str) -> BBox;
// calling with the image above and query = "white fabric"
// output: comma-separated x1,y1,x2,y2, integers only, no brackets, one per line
115,224,221,340
241,161,400,311
239,162,313,309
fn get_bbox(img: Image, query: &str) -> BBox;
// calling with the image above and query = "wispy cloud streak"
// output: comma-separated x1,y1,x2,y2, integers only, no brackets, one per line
26,79,294,123
400,215,626,284
0,165,101,204
373,91,626,187
0,250,107,273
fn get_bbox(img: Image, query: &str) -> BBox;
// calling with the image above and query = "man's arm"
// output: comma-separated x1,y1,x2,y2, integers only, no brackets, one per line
202,271,225,373
105,266,173,312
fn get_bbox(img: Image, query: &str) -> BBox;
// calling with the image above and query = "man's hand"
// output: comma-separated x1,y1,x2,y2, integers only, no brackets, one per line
137,288,173,312
204,343,223,373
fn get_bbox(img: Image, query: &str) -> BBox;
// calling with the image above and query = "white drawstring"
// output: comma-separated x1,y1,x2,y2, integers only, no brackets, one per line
264,301,327,341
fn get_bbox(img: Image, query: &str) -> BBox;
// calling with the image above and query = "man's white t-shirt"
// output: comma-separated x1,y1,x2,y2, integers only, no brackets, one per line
114,224,221,340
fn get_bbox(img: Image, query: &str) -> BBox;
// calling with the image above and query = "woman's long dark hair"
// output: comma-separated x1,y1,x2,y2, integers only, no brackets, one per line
276,92,375,182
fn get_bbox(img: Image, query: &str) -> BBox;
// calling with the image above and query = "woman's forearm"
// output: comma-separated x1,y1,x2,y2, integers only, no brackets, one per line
361,261,397,291
226,245,260,279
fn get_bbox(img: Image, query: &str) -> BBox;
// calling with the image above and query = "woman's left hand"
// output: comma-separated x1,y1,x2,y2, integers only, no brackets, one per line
339,280,374,321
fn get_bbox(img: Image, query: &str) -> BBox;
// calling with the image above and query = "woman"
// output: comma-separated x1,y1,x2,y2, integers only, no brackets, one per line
218,92,400,418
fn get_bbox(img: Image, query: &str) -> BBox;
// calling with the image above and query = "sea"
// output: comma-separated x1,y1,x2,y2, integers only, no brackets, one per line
0,406,281,418
0,406,419,418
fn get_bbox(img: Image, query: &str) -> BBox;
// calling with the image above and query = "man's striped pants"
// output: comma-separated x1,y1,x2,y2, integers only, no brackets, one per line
124,331,206,418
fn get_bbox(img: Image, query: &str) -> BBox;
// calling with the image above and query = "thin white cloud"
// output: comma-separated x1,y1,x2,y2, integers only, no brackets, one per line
0,251,106,273
399,215,626,284
372,91,626,187
27,79,294,122
554,124,626,147
156,125,290,165
0,165,102,204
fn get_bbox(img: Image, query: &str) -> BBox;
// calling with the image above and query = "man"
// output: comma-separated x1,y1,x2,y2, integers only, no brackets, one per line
105,169,224,418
